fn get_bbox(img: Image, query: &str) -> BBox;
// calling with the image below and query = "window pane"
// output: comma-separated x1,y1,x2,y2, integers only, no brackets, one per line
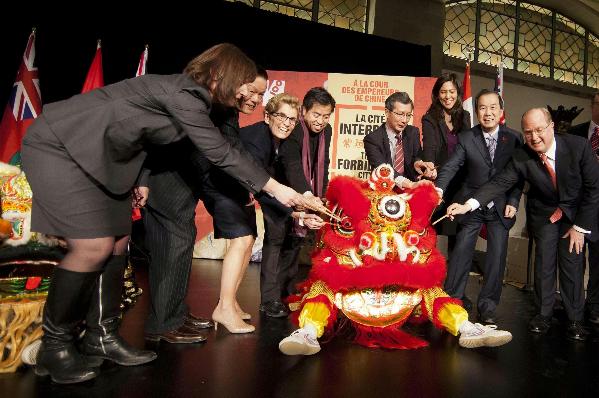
556,13,585,36
517,21,551,77
478,9,515,66
519,2,552,27
554,30,585,73
588,34,599,89
260,1,312,20
444,1,477,60
480,0,516,17
318,0,368,32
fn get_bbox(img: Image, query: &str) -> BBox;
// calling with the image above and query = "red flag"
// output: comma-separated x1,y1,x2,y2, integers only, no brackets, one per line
462,62,474,127
0,30,42,165
81,40,104,93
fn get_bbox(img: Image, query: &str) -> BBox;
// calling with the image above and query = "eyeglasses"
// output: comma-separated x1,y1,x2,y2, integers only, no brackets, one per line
523,123,552,138
389,110,413,120
269,112,298,125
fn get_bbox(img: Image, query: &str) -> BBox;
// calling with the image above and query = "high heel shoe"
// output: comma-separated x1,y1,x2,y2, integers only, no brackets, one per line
212,311,255,334
239,311,251,320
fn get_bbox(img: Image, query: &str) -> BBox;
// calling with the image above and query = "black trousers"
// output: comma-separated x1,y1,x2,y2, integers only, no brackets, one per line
259,208,289,304
531,218,585,321
584,238,599,312
144,167,199,334
444,207,510,315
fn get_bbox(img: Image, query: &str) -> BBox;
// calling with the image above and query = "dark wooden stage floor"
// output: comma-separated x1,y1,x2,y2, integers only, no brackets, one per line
2,259,599,398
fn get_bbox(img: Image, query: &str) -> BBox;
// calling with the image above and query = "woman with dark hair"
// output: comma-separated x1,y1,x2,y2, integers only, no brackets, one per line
419,73,472,244
21,43,304,384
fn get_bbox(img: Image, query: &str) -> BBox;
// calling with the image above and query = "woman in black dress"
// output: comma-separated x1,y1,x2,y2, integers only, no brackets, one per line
419,73,471,246
21,43,304,384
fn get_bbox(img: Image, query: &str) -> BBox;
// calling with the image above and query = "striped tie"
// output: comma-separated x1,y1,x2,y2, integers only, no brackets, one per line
591,126,599,155
394,133,404,175
539,153,562,223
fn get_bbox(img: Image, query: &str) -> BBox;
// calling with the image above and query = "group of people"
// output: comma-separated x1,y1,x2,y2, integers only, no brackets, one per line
19,41,599,382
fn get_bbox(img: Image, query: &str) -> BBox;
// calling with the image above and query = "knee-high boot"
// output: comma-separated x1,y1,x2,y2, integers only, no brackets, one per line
81,254,157,366
35,268,101,384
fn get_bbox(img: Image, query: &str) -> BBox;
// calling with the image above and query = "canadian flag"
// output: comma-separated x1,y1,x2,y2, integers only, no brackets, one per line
462,62,474,127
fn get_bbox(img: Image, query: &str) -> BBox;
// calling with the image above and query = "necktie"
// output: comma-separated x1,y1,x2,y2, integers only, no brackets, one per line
394,133,404,175
539,152,562,223
485,136,497,162
591,126,599,154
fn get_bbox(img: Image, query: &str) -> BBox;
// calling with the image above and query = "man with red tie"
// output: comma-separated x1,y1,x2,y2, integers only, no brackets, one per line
569,90,599,325
448,107,599,341
363,92,424,189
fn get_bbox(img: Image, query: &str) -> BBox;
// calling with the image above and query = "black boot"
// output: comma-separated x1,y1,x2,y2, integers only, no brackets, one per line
35,268,101,384
81,255,157,366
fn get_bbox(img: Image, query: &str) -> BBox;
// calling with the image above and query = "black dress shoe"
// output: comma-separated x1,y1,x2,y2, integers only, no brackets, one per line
478,312,497,325
145,325,207,344
529,314,552,334
184,313,214,329
566,321,588,341
259,300,289,318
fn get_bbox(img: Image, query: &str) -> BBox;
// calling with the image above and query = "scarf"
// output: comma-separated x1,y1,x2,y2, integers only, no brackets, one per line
292,113,326,237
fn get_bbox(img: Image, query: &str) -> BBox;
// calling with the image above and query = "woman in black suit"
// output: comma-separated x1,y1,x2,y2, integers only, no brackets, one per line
420,73,471,245
21,43,304,384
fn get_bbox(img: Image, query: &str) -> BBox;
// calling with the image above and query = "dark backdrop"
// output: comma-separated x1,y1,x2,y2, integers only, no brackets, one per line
0,0,430,106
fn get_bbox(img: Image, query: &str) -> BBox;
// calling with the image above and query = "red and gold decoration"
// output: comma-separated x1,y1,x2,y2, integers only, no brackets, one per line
288,164,467,349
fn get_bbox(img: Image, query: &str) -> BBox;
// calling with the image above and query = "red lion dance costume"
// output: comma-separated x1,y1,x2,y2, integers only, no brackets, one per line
279,164,512,355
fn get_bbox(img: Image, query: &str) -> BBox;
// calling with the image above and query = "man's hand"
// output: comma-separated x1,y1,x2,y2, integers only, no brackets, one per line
504,205,517,218
303,214,325,230
563,227,585,254
132,186,149,208
414,160,437,180
446,202,470,220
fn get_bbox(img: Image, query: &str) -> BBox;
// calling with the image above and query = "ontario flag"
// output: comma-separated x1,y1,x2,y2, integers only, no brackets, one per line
81,40,104,93
462,62,474,127
494,61,506,125
0,30,42,166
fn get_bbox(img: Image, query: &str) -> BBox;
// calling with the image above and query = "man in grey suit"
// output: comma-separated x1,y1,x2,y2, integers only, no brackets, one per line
568,90,599,325
435,89,523,325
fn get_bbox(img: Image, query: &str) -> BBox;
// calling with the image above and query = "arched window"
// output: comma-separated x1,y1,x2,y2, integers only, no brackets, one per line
444,0,598,88
226,0,370,33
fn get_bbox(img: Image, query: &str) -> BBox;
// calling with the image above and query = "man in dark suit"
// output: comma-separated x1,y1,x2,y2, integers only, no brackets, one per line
568,90,599,325
435,90,523,325
364,92,422,188
448,107,599,341
276,87,333,301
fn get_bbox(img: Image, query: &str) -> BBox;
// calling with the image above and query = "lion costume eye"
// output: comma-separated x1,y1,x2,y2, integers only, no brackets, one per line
378,195,407,220
331,205,354,237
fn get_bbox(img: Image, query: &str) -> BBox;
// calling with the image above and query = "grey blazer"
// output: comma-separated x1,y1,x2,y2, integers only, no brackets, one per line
27,73,270,195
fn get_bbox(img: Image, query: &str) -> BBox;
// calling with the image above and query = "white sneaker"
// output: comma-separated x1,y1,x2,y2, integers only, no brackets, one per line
21,339,42,366
279,329,321,356
459,323,512,348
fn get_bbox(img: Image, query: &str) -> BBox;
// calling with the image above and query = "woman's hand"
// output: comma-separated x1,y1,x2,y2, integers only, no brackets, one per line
132,186,149,208
263,178,305,207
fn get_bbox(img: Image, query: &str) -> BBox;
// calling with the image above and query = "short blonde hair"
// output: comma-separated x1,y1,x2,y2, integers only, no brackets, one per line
521,107,552,127
265,93,300,116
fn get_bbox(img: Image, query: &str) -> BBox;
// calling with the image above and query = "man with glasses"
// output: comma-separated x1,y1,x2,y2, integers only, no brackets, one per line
364,92,423,187
435,89,523,326
568,90,599,326
448,107,599,341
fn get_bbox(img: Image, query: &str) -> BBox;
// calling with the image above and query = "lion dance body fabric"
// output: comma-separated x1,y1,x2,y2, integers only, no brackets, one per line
288,164,468,349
